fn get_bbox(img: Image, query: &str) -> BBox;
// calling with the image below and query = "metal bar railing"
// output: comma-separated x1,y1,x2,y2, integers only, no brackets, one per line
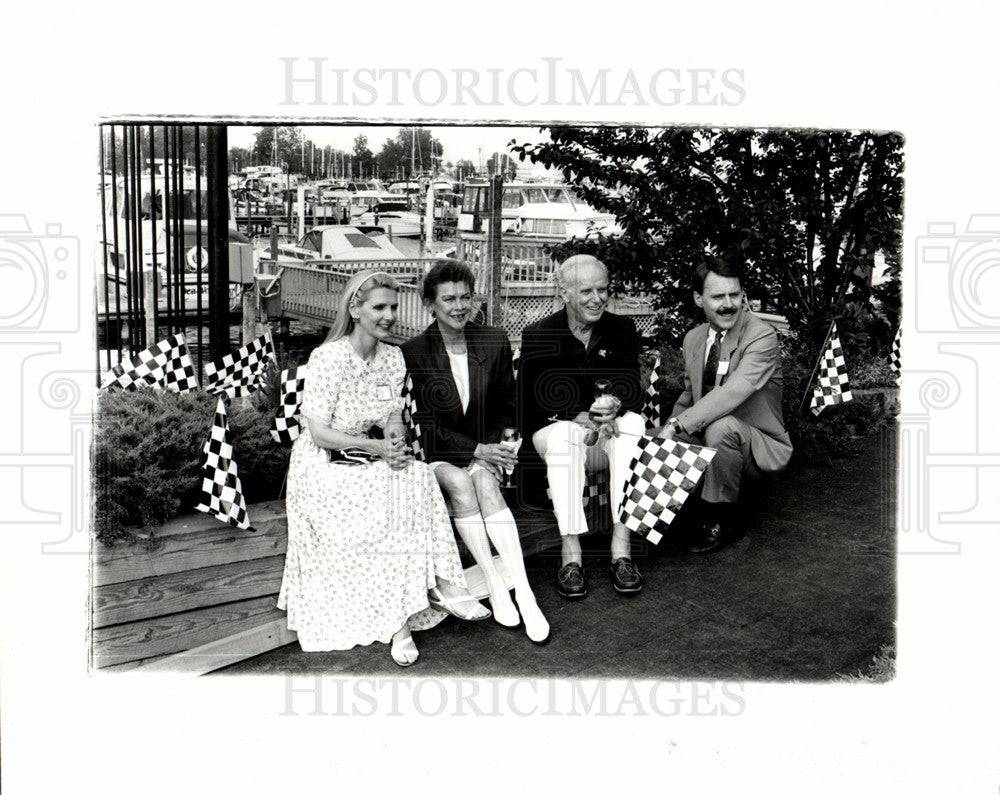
194,125,204,374
98,129,111,380
147,125,160,340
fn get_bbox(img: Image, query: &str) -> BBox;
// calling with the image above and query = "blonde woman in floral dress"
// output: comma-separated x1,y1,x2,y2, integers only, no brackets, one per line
277,270,488,667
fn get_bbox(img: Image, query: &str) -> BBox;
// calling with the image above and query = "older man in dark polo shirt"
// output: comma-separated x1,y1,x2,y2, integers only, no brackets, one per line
518,255,647,599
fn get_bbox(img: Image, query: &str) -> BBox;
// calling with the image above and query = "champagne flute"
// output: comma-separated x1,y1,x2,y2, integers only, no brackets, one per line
500,426,520,488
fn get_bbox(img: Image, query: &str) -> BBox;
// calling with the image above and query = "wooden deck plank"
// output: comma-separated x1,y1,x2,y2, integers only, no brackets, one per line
93,555,286,628
94,516,287,587
133,619,298,675
92,596,284,668
101,499,287,542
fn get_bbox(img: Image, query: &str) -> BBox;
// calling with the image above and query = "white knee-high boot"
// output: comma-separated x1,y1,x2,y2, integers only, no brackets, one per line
484,508,550,643
453,513,519,627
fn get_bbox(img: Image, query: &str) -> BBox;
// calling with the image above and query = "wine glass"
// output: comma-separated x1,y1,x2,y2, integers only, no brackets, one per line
589,379,613,422
500,426,520,488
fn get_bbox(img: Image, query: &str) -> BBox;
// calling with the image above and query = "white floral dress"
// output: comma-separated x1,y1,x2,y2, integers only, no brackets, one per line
277,337,466,652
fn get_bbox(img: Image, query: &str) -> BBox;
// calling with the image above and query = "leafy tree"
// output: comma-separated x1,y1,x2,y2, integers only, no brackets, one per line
375,127,444,179
454,159,477,180
352,134,374,178
251,126,306,171
103,126,211,175
512,127,903,352
228,146,252,173
486,152,518,180
313,145,350,179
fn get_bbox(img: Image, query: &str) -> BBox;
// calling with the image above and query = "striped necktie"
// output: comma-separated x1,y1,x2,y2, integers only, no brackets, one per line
702,331,721,395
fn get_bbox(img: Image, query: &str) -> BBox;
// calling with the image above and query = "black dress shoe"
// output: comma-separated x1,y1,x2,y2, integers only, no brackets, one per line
556,562,587,599
686,522,732,555
610,557,644,594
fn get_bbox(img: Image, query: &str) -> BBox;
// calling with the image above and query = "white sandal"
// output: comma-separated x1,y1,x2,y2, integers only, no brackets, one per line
428,586,492,621
390,634,419,667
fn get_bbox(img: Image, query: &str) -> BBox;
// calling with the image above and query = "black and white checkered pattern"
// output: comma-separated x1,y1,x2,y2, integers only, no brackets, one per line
641,353,662,428
102,333,199,392
619,436,717,544
544,467,610,507
204,332,275,397
810,322,853,415
269,364,308,445
583,468,609,507
889,327,901,376
195,397,250,530
401,373,426,462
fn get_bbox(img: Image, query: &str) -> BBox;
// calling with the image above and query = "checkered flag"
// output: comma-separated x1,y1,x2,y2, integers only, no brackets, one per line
269,364,308,445
809,322,853,415
619,436,717,544
583,468,609,508
195,397,250,530
544,468,610,508
204,332,275,397
641,353,662,428
401,373,426,462
102,333,199,392
889,327,901,376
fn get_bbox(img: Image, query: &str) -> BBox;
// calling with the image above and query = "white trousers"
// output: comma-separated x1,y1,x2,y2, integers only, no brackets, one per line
532,411,646,537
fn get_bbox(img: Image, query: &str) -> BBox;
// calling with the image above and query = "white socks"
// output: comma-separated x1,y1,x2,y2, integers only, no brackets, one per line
484,508,550,643
453,513,519,627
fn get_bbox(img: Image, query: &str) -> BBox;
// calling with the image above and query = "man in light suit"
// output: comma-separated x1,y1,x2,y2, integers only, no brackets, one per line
656,257,792,554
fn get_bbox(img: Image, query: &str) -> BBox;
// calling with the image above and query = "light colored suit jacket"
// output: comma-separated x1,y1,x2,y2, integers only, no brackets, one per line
670,310,792,473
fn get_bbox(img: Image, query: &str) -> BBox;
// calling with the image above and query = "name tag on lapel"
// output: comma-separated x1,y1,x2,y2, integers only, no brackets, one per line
375,383,392,401
717,360,730,377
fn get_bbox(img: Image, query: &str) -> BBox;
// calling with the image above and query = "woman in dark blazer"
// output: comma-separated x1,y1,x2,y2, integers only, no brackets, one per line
401,260,549,643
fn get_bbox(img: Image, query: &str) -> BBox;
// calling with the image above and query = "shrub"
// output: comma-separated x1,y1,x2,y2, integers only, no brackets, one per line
849,354,900,390
779,333,898,465
93,388,290,546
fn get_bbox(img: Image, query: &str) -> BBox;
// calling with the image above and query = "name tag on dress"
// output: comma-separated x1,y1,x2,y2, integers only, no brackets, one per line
375,383,392,401
717,360,730,376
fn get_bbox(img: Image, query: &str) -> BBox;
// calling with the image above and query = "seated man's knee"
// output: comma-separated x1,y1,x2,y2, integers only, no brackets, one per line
704,415,743,448
616,411,646,438
533,420,585,458
434,465,479,515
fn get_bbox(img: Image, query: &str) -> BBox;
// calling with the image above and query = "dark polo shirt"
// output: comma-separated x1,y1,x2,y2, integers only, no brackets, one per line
517,308,644,438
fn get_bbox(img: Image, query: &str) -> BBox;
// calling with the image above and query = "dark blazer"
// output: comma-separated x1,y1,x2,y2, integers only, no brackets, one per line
401,321,516,467
670,310,792,473
517,308,644,439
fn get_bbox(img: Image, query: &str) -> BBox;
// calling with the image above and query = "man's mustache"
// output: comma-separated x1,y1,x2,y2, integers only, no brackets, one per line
717,308,737,316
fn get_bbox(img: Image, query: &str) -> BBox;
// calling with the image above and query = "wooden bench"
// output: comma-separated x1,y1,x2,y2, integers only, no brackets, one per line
92,501,293,674
92,490,608,674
